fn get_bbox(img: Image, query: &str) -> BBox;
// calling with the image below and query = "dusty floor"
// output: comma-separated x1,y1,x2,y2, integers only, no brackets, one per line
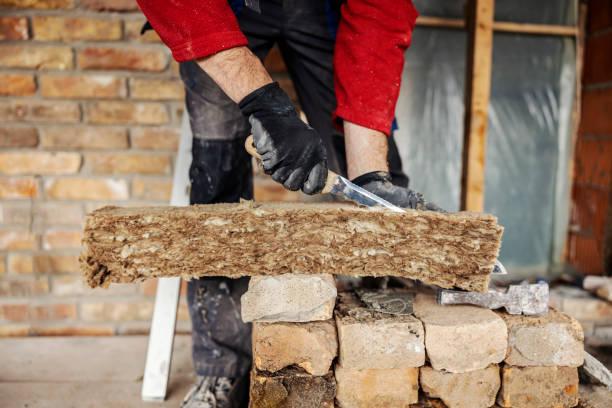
0,335,195,408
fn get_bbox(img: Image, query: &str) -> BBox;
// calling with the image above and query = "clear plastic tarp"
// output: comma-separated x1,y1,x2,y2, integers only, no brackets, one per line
395,0,576,276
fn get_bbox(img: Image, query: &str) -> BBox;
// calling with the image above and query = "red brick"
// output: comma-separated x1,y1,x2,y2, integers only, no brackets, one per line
0,152,82,175
8,254,33,274
130,78,184,100
85,101,168,125
0,74,36,96
40,127,128,150
42,230,81,250
264,47,287,73
254,179,303,202
32,202,83,227
0,45,73,70
33,253,80,274
132,177,172,200
86,153,171,174
0,255,5,274
0,278,49,297
44,177,129,200
0,126,38,147
583,31,612,85
40,75,126,99
81,301,154,322
0,231,37,250
78,47,167,72
32,16,121,41
588,0,612,34
31,325,115,336
574,138,612,188
130,127,180,150
0,100,80,124
124,19,162,43
0,0,74,8
0,177,38,199
30,303,77,321
581,88,612,135
0,17,28,40
81,0,138,11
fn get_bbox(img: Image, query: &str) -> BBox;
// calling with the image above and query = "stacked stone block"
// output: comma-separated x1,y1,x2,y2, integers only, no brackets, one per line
244,284,586,408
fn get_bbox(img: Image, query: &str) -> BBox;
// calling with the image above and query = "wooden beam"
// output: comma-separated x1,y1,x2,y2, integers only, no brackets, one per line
416,16,578,37
460,0,495,212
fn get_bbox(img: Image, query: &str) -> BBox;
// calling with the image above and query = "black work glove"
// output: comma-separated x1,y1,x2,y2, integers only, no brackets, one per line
352,171,444,211
239,82,328,194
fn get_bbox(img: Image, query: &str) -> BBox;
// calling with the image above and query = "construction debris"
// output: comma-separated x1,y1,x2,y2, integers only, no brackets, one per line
80,202,503,292
579,352,612,390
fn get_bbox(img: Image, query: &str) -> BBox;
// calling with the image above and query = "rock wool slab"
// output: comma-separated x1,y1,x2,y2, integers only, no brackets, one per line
81,202,503,291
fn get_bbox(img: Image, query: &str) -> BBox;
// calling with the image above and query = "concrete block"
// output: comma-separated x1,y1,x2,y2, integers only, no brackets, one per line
334,365,419,408
249,367,335,408
497,365,579,408
497,308,584,367
334,292,424,370
413,293,507,373
241,274,336,322
420,364,500,408
252,319,337,376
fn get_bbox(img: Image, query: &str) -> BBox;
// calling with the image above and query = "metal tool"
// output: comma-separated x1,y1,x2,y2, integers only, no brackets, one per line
356,289,415,315
436,281,549,315
245,135,506,275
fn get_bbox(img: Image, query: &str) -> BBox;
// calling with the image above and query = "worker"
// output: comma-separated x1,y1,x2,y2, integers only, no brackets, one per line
135,0,433,406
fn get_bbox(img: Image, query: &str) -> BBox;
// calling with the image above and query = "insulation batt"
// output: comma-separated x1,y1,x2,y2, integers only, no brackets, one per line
80,202,503,292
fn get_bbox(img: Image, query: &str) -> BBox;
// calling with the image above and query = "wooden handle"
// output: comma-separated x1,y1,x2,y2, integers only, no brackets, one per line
245,135,339,194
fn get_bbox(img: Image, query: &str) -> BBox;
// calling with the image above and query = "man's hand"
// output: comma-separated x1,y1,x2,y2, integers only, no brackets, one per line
352,171,443,211
239,82,328,194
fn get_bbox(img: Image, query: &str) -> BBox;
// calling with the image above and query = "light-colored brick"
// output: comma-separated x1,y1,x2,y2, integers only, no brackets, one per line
32,16,121,41
32,202,83,227
40,75,126,99
141,279,187,296
0,231,37,250
0,126,38,147
0,202,32,227
30,325,114,336
335,291,424,370
413,293,507,373
8,254,33,274
0,74,36,96
420,365,500,408
253,178,304,202
253,320,338,376
250,368,336,408
335,365,419,408
44,178,128,200
0,325,30,337
497,365,579,408
0,152,81,175
0,45,73,70
241,274,337,323
33,253,79,274
0,277,49,297
79,47,167,72
130,128,180,150
85,101,169,125
86,153,171,175
0,177,38,199
130,78,184,100
0,302,76,322
498,308,584,367
124,19,162,43
562,297,612,324
40,127,128,150
52,275,138,296
0,255,5,274
0,17,28,40
0,100,80,123
81,301,154,322
81,0,138,11
0,0,75,8
132,178,172,201
42,230,81,250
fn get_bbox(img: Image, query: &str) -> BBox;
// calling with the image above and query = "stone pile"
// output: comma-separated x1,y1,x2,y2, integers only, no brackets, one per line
243,275,586,408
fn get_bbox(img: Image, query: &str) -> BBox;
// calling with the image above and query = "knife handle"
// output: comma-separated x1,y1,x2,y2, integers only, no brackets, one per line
245,135,339,194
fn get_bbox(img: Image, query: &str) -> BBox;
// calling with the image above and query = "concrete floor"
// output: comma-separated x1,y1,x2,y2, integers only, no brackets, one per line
0,335,195,408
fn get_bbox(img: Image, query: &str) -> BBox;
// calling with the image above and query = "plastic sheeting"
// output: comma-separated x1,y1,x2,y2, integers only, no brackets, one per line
394,1,576,275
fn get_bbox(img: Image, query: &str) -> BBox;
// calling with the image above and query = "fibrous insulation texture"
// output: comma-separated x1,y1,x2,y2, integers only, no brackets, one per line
80,202,503,292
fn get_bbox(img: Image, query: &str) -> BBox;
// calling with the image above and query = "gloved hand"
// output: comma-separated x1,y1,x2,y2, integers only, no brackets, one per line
352,171,444,211
239,82,328,194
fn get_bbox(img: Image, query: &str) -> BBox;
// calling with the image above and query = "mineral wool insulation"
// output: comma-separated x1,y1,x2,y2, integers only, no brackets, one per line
80,201,503,292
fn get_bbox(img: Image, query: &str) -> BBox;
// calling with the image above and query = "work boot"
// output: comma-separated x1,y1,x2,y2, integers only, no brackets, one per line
181,376,242,408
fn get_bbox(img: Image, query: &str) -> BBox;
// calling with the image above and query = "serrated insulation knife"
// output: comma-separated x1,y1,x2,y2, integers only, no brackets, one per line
245,135,506,274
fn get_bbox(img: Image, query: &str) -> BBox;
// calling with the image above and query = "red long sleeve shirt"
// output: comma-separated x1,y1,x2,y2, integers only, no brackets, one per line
136,0,417,136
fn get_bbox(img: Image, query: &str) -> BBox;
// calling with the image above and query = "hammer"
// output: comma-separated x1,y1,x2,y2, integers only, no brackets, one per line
436,281,549,315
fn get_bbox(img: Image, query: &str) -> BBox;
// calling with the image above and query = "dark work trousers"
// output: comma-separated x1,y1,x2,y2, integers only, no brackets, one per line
180,0,409,382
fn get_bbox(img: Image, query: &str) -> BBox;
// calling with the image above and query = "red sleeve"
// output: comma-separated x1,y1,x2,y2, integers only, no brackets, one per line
136,0,248,62
333,0,418,136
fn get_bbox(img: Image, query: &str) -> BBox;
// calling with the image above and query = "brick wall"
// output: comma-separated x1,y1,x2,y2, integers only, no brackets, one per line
567,0,612,276
0,0,300,336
